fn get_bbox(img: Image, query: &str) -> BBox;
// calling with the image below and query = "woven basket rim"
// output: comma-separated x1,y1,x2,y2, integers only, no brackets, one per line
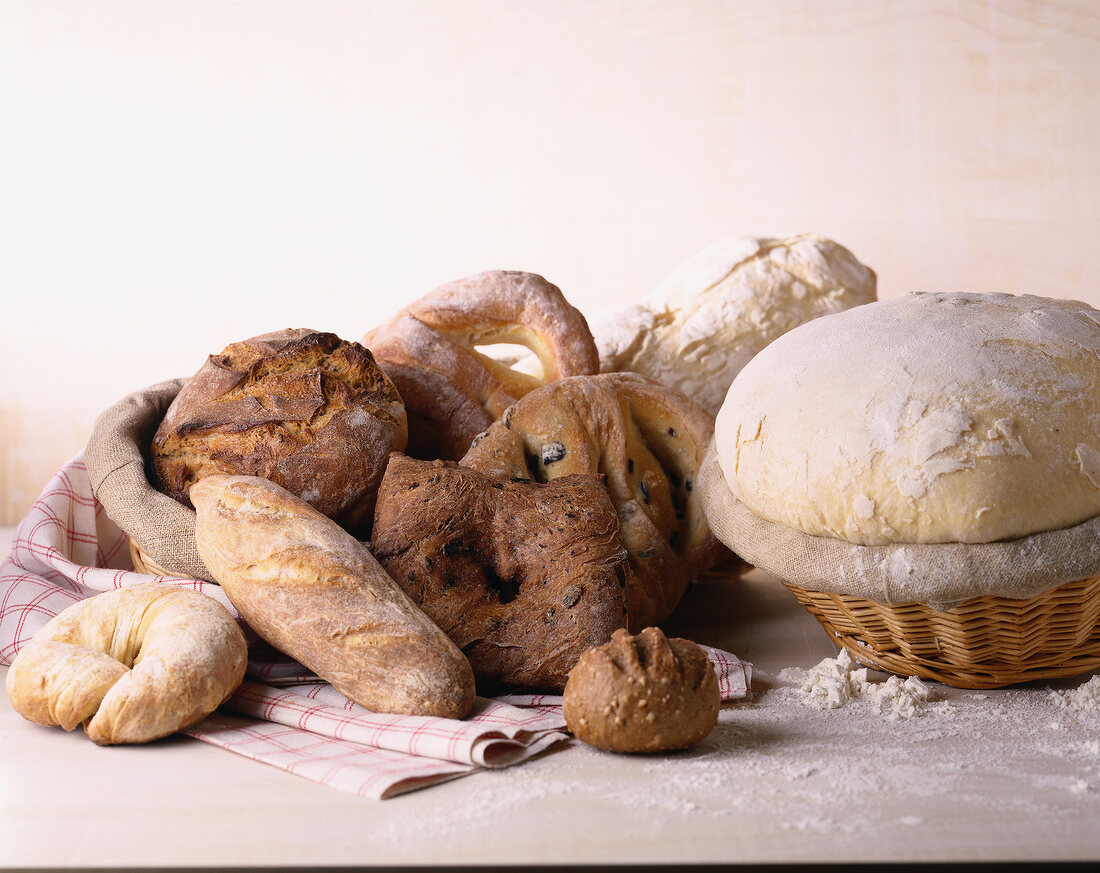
780,575,1100,688
698,443,1100,610
129,538,186,578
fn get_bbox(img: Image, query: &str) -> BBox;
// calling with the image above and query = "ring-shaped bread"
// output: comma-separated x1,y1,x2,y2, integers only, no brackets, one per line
5,582,247,744
363,270,599,460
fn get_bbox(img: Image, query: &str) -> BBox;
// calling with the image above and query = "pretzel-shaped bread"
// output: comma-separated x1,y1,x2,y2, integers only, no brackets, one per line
363,270,598,459
461,372,731,629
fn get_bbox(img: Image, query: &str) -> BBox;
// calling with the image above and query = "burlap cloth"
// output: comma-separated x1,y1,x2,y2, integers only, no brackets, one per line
83,378,213,581
697,443,1100,611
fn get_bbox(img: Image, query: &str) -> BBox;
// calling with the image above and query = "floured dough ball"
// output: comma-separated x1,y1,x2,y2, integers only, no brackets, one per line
715,292,1100,545
593,234,876,416
563,627,719,753
152,328,407,537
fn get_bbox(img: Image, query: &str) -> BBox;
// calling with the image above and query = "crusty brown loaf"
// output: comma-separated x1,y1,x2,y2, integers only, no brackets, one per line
461,372,732,630
4,582,247,744
191,473,476,718
371,453,633,692
151,328,407,537
563,627,719,753
363,270,599,460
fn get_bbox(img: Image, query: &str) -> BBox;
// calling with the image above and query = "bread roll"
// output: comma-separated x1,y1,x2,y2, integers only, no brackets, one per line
191,474,476,718
594,234,876,416
563,627,719,753
152,328,407,537
5,582,247,744
715,291,1100,545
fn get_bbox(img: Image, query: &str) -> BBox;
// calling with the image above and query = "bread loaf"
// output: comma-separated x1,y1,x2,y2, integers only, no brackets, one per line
715,292,1100,545
152,328,407,537
461,372,731,630
593,234,876,416
371,454,633,692
191,474,476,718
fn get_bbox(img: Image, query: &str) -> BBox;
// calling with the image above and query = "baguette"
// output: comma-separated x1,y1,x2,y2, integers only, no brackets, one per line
191,474,476,719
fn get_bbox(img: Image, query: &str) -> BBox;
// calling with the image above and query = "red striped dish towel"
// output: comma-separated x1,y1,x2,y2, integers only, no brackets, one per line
1,454,753,799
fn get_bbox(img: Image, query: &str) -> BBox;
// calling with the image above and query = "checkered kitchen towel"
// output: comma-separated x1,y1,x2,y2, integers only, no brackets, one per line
1,454,753,799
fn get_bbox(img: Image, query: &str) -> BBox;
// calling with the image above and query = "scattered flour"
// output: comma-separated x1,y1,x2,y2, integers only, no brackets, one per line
358,660,1100,852
1051,674,1100,711
776,649,935,720
1074,739,1100,756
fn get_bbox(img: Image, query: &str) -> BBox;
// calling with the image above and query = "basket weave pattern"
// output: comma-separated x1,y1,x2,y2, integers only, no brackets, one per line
129,539,179,578
783,575,1100,689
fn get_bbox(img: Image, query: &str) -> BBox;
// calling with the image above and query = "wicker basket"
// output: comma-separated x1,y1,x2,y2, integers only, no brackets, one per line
782,574,1100,689
128,538,180,578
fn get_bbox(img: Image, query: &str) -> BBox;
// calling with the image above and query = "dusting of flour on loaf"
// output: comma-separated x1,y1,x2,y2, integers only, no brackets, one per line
715,291,1100,548
776,649,936,720
592,234,875,415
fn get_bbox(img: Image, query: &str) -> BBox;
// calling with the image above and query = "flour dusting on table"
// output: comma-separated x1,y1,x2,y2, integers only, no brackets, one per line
1052,674,1100,712
367,662,1100,851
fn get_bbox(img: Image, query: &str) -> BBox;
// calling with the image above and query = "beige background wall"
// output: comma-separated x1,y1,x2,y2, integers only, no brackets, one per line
1,0,1098,524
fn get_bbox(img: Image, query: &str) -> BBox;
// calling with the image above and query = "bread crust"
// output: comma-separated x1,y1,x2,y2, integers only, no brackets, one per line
151,328,407,537
372,454,633,692
4,582,247,744
191,473,476,718
563,627,719,753
593,234,876,416
363,270,598,460
461,372,731,629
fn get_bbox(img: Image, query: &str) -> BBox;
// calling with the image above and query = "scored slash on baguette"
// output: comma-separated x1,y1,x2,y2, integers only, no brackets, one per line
191,474,476,719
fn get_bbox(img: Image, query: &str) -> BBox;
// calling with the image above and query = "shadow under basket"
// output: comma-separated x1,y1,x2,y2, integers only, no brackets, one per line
781,574,1100,689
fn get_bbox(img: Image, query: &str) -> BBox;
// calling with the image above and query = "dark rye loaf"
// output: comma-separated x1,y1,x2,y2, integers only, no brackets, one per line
371,453,633,693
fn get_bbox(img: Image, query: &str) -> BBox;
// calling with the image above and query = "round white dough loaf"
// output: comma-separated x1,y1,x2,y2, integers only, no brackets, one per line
714,292,1100,546
593,234,876,415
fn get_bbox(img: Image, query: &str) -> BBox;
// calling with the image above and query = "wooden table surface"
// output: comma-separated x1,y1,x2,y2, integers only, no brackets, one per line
4,526,1100,867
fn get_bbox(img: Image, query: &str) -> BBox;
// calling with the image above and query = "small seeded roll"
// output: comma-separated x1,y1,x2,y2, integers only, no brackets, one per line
563,627,719,753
